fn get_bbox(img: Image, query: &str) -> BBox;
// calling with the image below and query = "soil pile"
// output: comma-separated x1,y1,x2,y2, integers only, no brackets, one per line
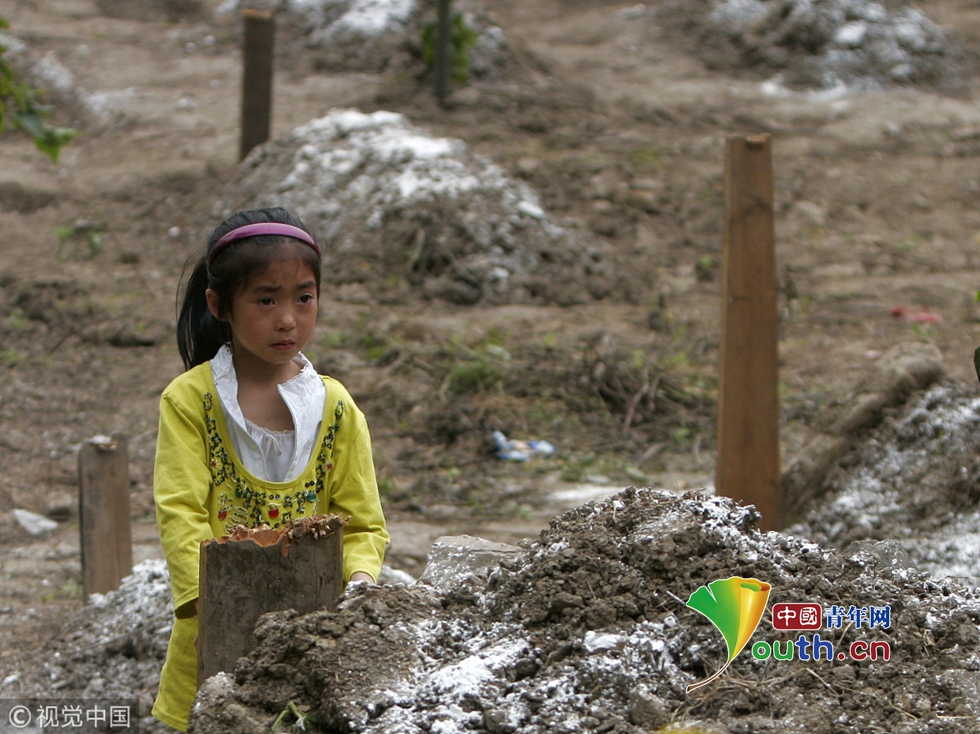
190,489,980,734
213,0,515,79
792,382,980,587
0,561,173,731
220,109,608,305
663,0,965,92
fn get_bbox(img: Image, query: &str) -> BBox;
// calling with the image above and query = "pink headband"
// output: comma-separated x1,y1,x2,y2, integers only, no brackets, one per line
208,223,320,265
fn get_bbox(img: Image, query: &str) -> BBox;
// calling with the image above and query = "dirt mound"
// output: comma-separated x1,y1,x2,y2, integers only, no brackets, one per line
661,0,967,92
0,561,173,732
219,109,609,305
190,490,980,734
213,0,516,79
791,382,980,586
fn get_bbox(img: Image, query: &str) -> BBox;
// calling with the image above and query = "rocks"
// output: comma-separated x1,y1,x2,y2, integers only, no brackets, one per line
419,535,522,591
12,509,59,538
663,0,965,92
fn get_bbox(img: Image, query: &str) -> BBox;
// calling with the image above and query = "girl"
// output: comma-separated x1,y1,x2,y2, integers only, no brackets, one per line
151,207,388,732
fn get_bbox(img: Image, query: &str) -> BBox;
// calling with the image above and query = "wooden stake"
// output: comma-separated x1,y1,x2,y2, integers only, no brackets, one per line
78,434,133,599
716,134,781,531
239,9,275,161
434,0,452,104
197,515,344,684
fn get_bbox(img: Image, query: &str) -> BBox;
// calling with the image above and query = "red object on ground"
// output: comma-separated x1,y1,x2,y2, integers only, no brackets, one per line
890,306,942,324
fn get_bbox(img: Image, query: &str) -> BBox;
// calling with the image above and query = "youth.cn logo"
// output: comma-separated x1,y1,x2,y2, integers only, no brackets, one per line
685,577,771,692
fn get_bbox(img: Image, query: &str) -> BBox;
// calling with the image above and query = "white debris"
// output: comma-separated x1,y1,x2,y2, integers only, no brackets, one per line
705,0,955,91
583,631,625,653
315,0,415,43
13,509,59,538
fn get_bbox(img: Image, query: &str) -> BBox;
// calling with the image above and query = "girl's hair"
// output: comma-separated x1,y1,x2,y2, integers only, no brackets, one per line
176,207,321,370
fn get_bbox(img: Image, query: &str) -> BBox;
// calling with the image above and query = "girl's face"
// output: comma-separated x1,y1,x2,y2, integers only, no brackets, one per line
207,256,318,368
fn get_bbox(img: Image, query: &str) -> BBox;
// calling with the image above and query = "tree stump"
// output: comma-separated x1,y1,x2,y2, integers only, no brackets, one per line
197,515,344,684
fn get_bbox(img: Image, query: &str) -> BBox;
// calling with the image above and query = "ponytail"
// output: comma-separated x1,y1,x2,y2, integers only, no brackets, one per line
176,256,231,370
175,207,320,371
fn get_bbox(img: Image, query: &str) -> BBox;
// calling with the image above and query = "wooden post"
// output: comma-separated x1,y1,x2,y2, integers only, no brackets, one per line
239,9,275,161
198,515,344,684
716,134,781,531
434,0,452,105
78,434,133,599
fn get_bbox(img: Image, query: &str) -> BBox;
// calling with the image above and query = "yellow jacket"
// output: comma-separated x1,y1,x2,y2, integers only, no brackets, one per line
151,362,388,731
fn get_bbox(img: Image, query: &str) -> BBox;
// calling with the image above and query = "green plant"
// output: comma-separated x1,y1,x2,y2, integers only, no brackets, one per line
448,352,501,394
318,331,346,350
631,146,662,169
3,307,30,332
2,347,22,366
0,16,77,161
271,701,310,733
54,223,103,260
421,13,480,84
59,580,83,598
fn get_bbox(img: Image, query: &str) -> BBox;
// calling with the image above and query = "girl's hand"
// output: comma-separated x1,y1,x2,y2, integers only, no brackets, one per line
349,572,375,585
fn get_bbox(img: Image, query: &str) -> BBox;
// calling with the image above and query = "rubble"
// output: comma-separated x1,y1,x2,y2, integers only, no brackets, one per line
189,490,980,734
663,0,966,92
791,381,980,588
214,0,515,78
5,483,980,733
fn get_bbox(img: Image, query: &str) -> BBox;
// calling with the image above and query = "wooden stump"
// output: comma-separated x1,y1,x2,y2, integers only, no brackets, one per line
716,134,781,531
239,9,275,161
78,433,133,599
197,515,344,684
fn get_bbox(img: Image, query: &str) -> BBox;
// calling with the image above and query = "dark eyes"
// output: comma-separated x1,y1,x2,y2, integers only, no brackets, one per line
256,294,314,306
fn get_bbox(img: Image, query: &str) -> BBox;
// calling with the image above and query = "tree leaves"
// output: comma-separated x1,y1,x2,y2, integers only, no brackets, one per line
1,15,78,162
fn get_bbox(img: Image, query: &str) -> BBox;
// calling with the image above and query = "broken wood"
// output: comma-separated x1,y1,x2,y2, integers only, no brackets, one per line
716,134,781,531
197,514,345,684
78,433,133,599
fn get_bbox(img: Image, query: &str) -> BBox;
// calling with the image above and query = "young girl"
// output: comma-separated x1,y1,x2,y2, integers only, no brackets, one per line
151,207,389,732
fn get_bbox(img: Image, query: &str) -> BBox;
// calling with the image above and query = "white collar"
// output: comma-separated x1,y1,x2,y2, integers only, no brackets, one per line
210,344,326,481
